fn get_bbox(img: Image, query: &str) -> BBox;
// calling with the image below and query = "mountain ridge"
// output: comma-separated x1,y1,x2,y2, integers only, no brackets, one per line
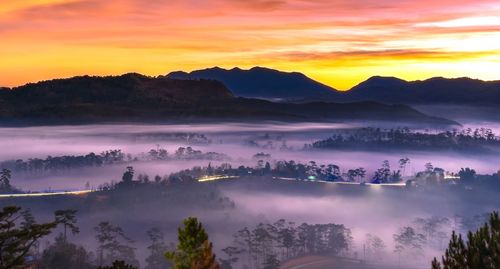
0,73,455,126
166,66,339,100
166,67,500,105
347,75,500,104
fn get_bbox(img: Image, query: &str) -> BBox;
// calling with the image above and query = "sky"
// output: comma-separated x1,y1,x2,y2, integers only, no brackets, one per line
1,0,500,90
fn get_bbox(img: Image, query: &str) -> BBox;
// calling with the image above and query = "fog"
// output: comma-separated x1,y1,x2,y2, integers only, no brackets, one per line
4,175,497,269
0,121,499,269
415,105,500,124
220,178,499,267
1,122,498,191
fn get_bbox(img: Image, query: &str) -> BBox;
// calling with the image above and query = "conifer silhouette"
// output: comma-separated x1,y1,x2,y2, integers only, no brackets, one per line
432,211,499,269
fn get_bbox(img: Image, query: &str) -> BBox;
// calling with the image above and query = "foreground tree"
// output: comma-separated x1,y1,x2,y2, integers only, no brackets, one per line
94,221,139,268
0,206,60,269
166,217,219,269
145,228,172,269
191,240,219,269
54,209,80,242
431,211,499,269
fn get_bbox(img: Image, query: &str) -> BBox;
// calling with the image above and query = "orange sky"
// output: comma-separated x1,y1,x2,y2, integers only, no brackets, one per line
1,0,500,90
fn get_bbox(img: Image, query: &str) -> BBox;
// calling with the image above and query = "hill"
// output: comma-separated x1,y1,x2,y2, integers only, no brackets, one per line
345,76,500,105
166,66,340,100
0,73,455,126
167,67,500,105
0,73,232,121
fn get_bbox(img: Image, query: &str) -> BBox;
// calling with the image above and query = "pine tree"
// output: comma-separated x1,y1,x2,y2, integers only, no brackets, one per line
145,228,171,269
166,217,219,269
431,211,499,269
54,209,80,242
191,240,220,269
0,206,60,269
94,222,139,268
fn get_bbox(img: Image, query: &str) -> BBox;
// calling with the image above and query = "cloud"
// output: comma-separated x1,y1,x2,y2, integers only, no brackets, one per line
229,0,287,11
416,16,500,28
1,0,500,88
265,49,497,64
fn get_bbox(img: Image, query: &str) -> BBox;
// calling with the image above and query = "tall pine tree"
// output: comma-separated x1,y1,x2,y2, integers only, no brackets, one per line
166,217,220,269
191,240,220,269
432,211,499,269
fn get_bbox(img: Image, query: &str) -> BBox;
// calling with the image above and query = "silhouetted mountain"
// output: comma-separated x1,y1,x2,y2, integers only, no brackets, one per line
166,66,340,100
0,73,455,126
167,67,500,105
0,73,233,121
345,76,500,105
5,73,233,103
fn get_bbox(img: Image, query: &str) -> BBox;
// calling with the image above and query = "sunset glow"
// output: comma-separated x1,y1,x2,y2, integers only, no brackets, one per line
1,0,500,89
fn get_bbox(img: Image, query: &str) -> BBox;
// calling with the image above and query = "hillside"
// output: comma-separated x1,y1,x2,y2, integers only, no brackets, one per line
2,73,233,105
0,73,456,126
167,67,500,105
345,76,500,105
166,66,340,100
0,73,233,121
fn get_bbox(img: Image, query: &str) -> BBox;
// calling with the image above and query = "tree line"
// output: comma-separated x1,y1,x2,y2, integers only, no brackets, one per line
307,127,500,152
0,205,206,269
220,219,352,269
165,158,500,187
2,204,498,269
0,146,228,175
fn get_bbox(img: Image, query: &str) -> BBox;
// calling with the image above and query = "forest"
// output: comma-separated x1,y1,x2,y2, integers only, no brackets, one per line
1,200,498,269
0,124,498,269
0,147,228,175
307,128,500,152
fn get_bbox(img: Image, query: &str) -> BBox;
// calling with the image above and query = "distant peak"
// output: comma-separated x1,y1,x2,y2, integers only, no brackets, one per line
165,65,338,98
167,70,188,76
249,66,271,71
192,66,228,73
365,76,406,82
422,76,477,83
120,72,147,78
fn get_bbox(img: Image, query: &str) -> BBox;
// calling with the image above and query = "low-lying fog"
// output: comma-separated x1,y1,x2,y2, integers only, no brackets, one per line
1,121,498,269
0,122,498,191
4,177,498,269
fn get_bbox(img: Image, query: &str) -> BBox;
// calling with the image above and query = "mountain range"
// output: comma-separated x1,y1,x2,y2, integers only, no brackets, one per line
0,73,454,126
347,76,500,105
167,67,335,100
166,67,500,105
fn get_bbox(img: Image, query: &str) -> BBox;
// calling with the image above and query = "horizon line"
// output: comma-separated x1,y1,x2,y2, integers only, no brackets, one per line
2,66,500,91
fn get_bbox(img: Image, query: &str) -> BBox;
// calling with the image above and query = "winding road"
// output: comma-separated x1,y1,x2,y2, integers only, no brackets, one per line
0,189,94,198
